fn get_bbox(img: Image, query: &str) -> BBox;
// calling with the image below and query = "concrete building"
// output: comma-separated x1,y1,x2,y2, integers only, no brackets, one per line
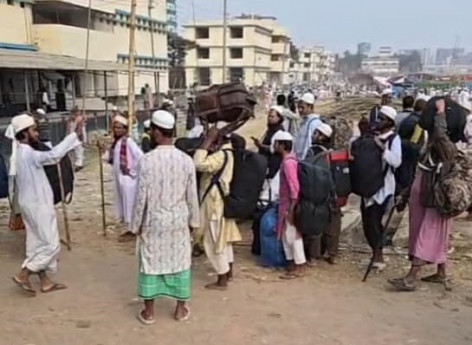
362,56,400,76
183,15,290,87
378,46,393,57
287,46,335,85
166,0,177,33
0,0,169,116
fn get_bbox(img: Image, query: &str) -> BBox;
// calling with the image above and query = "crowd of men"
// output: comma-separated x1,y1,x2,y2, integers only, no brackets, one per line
4,86,471,324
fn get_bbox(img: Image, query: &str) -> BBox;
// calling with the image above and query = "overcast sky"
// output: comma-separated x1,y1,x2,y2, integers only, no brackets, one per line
177,0,472,53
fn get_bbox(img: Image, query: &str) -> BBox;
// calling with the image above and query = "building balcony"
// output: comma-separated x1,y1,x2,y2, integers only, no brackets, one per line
272,42,288,55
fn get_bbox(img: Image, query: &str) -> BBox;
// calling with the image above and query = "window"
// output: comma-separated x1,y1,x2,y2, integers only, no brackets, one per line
304,63,311,68
230,48,243,59
303,73,310,82
271,55,279,62
229,68,244,82
289,62,295,68
7,0,14,5
304,53,311,59
197,48,210,59
198,67,211,86
196,27,210,39
230,27,244,39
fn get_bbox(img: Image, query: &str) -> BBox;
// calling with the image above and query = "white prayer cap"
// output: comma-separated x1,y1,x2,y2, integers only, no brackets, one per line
143,119,151,129
114,115,129,127
151,110,175,129
11,114,35,134
36,108,46,115
380,105,397,121
317,123,333,138
162,99,174,106
270,105,284,115
272,130,293,142
112,105,118,111
381,88,393,96
301,92,315,105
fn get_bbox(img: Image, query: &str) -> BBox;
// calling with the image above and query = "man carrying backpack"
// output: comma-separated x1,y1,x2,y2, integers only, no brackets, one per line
194,126,241,290
294,93,322,160
357,106,402,270
306,123,341,265
369,89,393,131
273,130,306,279
395,95,415,129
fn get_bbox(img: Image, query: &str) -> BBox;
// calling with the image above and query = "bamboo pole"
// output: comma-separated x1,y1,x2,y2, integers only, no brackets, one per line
81,0,92,119
127,0,138,135
97,144,107,237
57,163,72,251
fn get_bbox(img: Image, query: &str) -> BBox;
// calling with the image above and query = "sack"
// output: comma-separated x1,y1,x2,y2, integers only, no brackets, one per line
195,82,257,124
420,97,467,143
0,154,8,199
35,142,74,205
224,150,268,219
295,154,334,236
433,152,472,218
259,204,286,267
349,134,394,198
331,117,353,150
328,150,351,207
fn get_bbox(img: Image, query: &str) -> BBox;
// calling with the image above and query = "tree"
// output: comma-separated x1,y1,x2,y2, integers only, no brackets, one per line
396,51,422,73
290,41,299,61
335,50,364,76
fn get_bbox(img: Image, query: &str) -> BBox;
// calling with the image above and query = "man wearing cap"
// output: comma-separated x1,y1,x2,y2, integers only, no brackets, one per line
131,110,199,324
306,123,341,265
34,108,52,148
361,105,401,270
273,130,306,278
161,99,178,137
141,119,152,153
194,125,241,290
294,92,322,160
100,115,143,238
369,89,393,131
11,113,84,295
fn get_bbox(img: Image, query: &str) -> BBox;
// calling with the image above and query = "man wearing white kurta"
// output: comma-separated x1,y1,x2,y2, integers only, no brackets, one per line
11,114,83,295
131,110,200,325
101,115,143,238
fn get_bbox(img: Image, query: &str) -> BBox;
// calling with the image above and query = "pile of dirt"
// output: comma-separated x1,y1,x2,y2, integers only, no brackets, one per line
317,97,379,120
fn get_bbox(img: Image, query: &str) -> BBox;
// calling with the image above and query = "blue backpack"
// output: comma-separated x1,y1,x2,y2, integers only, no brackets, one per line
0,155,8,199
259,204,286,268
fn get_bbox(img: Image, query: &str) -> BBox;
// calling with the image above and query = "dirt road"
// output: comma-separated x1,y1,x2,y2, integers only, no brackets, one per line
1,109,472,345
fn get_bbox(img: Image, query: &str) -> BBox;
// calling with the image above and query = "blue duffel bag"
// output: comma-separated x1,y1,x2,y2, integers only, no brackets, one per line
259,204,286,268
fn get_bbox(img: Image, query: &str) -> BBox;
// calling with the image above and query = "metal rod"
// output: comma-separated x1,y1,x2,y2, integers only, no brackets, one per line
104,71,109,131
81,0,92,116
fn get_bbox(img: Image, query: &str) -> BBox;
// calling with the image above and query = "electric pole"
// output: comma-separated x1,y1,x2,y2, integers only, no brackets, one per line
127,0,137,135
222,0,228,83
148,0,159,104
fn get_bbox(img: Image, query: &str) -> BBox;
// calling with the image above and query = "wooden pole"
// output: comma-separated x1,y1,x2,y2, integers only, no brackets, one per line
97,144,107,237
127,0,138,136
148,0,159,102
222,0,228,83
71,74,77,109
81,0,92,117
104,71,109,131
57,163,72,251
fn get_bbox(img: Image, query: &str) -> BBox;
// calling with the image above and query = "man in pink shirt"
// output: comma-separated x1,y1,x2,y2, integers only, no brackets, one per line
273,130,306,279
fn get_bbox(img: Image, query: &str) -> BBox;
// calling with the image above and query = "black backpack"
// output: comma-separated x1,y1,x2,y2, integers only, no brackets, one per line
202,149,268,220
0,154,8,199
294,154,335,236
420,96,467,143
398,112,421,140
35,142,75,205
349,134,395,198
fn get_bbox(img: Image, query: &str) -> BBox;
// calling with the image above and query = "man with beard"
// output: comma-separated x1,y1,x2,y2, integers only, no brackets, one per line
11,113,84,295
369,89,393,131
100,115,143,240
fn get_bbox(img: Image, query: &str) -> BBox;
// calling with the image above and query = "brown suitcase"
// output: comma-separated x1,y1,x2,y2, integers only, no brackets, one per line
195,82,256,124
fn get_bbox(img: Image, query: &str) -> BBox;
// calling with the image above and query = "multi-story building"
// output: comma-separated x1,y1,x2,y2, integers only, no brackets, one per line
435,48,465,65
0,0,168,116
183,15,290,87
166,0,177,33
287,46,334,85
378,46,393,57
361,56,400,76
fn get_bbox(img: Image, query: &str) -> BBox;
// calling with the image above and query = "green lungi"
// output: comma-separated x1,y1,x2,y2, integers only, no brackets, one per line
138,268,191,301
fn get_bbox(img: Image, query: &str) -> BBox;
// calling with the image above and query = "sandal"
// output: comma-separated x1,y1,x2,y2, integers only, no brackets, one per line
41,283,67,293
12,276,36,296
205,282,228,291
388,278,417,292
175,306,191,322
421,274,452,291
137,310,156,325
